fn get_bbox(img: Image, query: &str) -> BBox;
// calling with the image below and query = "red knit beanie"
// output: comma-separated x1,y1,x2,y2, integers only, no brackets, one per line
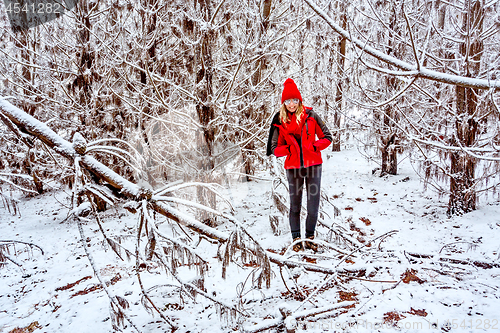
281,78,302,104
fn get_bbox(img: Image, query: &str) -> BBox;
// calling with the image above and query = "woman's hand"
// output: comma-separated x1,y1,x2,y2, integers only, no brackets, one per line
274,145,291,157
288,143,298,156
305,141,317,152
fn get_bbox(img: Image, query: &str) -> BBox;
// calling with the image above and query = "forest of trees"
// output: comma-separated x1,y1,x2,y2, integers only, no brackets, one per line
1,0,500,330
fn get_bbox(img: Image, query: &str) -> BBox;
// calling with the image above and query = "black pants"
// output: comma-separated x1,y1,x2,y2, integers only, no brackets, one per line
286,164,322,239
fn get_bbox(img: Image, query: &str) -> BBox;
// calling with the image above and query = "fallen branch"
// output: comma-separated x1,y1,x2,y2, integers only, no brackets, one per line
406,251,500,269
135,202,178,329
243,301,356,333
55,276,92,291
0,239,44,255
1,253,23,267
0,98,142,199
76,215,141,332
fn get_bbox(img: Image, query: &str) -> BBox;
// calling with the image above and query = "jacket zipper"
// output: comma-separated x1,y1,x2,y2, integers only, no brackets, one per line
300,115,312,168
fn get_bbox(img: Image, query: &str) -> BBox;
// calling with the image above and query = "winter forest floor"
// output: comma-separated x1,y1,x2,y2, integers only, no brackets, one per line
1,142,500,333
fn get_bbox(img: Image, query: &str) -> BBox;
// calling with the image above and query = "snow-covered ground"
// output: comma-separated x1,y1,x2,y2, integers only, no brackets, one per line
1,143,500,333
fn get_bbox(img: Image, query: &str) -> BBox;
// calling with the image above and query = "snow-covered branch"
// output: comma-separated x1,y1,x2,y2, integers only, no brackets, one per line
303,0,500,90
0,97,142,198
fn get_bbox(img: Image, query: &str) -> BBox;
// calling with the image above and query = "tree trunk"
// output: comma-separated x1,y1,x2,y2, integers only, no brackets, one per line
194,0,217,225
138,0,160,186
381,131,397,176
15,30,36,116
73,1,110,210
331,0,347,152
242,0,272,181
14,27,43,192
73,1,94,134
448,0,484,215
378,2,400,176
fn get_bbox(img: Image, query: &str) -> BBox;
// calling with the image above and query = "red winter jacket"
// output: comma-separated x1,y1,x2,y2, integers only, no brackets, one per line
267,107,332,169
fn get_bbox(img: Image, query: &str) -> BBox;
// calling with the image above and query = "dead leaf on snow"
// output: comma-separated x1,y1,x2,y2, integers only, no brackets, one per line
407,307,428,317
401,269,425,284
359,217,371,226
8,321,41,333
383,311,406,326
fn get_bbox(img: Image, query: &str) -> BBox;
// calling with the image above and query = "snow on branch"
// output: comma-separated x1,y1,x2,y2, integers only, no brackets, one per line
0,97,141,198
243,301,356,333
303,0,500,90
0,98,74,156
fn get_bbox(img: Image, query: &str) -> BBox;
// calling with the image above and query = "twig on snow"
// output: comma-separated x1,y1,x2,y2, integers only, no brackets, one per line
0,240,45,255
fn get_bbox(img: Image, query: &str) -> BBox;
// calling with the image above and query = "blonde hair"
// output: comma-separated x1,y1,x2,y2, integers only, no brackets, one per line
279,102,304,125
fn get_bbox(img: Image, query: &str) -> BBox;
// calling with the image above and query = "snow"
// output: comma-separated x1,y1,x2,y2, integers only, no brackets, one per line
1,143,500,332
68,202,91,217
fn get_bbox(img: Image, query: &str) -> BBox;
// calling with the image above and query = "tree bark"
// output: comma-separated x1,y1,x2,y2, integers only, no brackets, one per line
195,0,217,224
242,0,272,180
447,0,484,215
72,0,94,138
331,0,347,152
377,1,401,176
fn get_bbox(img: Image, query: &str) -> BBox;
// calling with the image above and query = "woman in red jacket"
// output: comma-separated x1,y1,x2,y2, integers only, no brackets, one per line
267,78,332,252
